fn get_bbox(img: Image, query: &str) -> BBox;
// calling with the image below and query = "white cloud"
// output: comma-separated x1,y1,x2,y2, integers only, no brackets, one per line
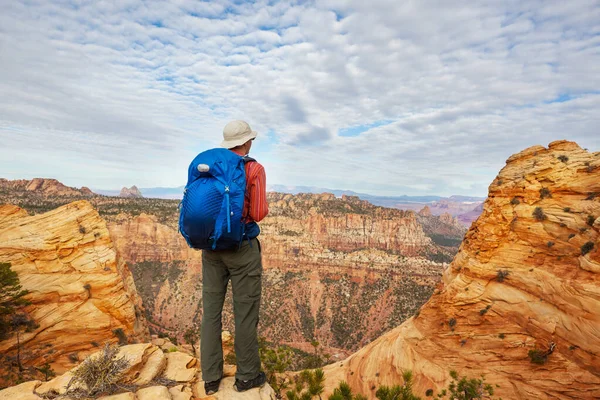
0,0,599,195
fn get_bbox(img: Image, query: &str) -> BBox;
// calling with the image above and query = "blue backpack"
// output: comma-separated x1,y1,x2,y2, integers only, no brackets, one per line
179,148,257,250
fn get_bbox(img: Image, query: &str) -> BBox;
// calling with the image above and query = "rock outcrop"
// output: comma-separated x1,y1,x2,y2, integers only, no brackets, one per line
119,186,143,198
0,341,273,400
0,178,93,197
0,201,149,375
323,141,600,399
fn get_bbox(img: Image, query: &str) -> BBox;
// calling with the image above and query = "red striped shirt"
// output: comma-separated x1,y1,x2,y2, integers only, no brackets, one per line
231,150,269,222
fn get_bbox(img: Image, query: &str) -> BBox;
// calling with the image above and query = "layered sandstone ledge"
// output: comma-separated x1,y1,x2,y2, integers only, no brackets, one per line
0,201,149,373
324,141,600,399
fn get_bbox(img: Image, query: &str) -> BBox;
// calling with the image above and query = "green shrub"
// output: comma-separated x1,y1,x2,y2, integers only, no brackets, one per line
0,263,30,340
539,188,552,199
581,242,594,256
510,197,520,205
532,207,546,221
448,318,457,331
496,270,509,283
563,207,571,212
558,155,569,163
287,369,325,400
528,349,549,365
587,215,596,226
443,370,495,399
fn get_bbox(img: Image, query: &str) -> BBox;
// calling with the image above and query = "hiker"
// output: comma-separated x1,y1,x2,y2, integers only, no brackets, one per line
178,120,268,394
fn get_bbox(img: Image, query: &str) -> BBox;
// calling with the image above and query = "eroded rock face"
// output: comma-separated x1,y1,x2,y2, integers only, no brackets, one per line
113,193,457,354
323,141,600,399
0,201,149,375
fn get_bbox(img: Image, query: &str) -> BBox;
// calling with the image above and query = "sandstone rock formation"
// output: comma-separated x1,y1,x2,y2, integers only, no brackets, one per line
0,342,273,400
0,178,93,197
119,186,143,198
323,141,600,399
0,201,148,375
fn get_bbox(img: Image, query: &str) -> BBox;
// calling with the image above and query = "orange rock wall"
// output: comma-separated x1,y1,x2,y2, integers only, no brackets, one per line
323,141,600,399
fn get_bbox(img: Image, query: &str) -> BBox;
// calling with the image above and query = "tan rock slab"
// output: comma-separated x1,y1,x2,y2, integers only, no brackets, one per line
98,393,137,400
36,371,74,395
169,384,193,400
0,380,42,400
194,377,275,400
162,352,198,382
130,346,167,385
136,385,172,400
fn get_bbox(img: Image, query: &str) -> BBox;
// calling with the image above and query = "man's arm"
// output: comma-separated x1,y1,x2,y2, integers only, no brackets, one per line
248,163,269,222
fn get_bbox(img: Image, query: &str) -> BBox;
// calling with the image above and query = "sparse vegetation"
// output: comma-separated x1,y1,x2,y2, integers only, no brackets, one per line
539,187,552,199
479,305,491,316
448,318,457,331
563,207,571,212
532,207,547,221
510,197,520,205
528,349,549,365
438,370,496,400
286,368,325,400
112,328,128,346
0,262,30,340
496,270,509,283
585,192,598,200
499,333,505,339
581,241,595,256
586,215,596,226
547,241,554,247
568,233,576,239
66,343,129,398
36,362,56,381
260,340,294,395
558,155,569,163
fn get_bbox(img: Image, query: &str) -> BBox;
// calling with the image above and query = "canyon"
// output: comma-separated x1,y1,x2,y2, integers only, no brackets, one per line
0,178,463,372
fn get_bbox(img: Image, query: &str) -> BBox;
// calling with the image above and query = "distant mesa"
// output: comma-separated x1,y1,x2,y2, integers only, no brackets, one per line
120,185,143,198
0,178,94,197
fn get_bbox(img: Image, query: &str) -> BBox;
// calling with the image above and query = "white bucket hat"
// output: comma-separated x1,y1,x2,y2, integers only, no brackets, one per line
221,120,258,149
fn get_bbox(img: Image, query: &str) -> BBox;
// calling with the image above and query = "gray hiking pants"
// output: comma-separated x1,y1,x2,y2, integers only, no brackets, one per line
200,238,262,382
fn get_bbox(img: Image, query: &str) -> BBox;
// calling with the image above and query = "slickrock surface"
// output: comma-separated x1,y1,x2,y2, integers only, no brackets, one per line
0,342,272,400
0,201,148,374
323,141,600,399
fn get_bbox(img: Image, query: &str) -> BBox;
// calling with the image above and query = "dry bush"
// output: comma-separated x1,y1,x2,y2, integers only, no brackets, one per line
66,343,129,398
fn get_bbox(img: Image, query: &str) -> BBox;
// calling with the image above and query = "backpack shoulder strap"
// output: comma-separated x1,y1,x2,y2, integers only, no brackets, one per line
242,155,256,164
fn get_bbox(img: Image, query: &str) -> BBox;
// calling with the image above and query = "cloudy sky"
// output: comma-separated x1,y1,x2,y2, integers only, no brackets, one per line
1,0,599,196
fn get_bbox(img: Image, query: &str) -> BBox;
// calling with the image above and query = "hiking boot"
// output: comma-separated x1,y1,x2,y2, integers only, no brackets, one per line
204,378,221,395
233,371,266,392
